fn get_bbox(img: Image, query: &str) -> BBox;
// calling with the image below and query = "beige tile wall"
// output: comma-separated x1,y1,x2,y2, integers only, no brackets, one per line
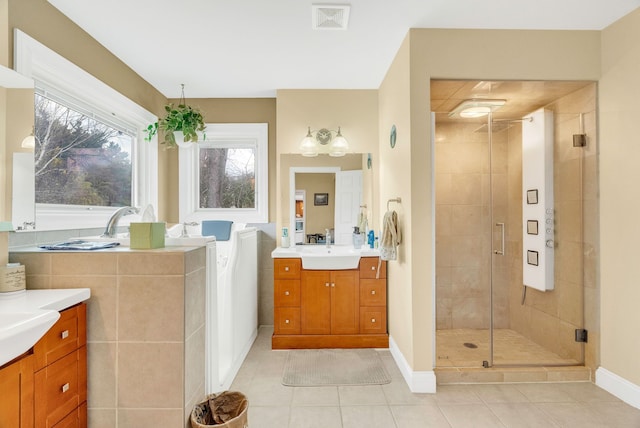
9,247,207,428
435,121,510,330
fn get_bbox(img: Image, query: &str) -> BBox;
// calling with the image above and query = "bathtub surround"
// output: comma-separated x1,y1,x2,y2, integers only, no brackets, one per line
9,247,207,428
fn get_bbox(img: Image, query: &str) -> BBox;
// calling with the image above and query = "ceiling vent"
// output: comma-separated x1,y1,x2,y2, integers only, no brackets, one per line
312,4,350,30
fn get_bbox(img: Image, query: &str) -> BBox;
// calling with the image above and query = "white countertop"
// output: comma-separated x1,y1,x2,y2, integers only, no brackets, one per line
0,288,91,367
271,245,381,258
0,288,91,312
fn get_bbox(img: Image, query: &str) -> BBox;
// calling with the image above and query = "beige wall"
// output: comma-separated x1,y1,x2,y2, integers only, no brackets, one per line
379,28,601,373
378,35,415,367
600,8,640,386
163,98,277,223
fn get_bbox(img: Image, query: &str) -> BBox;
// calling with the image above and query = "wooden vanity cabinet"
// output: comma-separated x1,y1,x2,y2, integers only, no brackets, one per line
0,353,34,428
273,257,388,349
274,259,302,335
33,303,87,428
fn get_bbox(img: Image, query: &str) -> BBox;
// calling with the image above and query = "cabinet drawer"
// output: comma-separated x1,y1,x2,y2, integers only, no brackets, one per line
360,279,387,307
274,307,301,335
35,348,85,428
359,258,386,279
274,258,301,280
34,304,86,371
359,307,387,334
274,280,300,307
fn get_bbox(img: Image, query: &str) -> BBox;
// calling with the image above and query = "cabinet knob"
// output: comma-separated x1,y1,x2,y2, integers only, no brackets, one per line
61,383,70,393
284,291,290,296
61,330,69,340
325,282,330,287
371,290,376,295
371,266,376,270
331,283,335,287
284,266,290,272
371,318,376,323
285,319,290,324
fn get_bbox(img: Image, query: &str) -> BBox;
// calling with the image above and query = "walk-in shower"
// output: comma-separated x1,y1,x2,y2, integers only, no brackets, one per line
432,80,599,375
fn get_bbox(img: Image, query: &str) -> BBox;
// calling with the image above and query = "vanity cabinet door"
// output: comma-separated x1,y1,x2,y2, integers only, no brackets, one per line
300,270,359,335
330,270,360,335
0,354,34,428
300,271,332,334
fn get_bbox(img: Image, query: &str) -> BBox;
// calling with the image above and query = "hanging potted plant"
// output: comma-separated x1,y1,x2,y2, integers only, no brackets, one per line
144,84,206,148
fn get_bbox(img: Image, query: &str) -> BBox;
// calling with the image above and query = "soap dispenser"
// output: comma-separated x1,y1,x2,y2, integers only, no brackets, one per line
352,226,364,249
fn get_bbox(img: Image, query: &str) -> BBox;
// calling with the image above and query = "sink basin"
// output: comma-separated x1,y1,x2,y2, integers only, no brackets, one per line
0,310,60,366
297,245,361,270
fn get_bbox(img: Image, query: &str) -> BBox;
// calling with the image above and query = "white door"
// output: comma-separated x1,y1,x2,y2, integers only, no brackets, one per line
334,170,363,245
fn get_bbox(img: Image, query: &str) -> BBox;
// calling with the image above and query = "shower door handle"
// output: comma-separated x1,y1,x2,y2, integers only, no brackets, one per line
494,222,505,256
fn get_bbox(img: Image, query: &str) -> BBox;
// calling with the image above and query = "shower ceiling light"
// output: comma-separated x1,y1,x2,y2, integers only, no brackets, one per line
449,99,506,119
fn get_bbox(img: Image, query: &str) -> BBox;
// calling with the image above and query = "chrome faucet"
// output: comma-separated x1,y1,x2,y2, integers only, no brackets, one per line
102,206,139,238
325,228,331,248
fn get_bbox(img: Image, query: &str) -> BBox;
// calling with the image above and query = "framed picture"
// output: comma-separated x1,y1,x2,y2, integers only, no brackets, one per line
314,193,329,206
527,220,539,235
526,189,538,204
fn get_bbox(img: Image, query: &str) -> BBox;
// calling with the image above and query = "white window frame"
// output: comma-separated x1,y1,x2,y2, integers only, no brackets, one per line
14,30,158,231
179,123,268,224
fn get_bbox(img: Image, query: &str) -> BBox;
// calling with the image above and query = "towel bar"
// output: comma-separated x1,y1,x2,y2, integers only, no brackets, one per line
386,197,401,211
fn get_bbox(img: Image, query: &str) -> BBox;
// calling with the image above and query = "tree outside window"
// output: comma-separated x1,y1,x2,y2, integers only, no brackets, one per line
34,93,133,207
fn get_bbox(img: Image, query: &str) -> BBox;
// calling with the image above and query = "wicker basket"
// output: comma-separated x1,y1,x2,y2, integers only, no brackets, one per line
191,392,248,428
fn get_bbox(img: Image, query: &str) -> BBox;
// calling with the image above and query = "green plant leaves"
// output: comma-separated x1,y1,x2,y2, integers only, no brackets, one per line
145,103,206,148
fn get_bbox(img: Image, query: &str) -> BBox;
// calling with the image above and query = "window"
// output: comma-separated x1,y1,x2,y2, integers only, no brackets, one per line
15,30,158,230
179,123,268,223
34,93,134,207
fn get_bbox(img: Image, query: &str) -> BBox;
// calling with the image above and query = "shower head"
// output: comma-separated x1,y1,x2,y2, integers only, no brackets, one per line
448,99,506,119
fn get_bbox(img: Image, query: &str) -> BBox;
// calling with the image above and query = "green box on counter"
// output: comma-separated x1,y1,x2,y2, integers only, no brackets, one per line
129,222,165,249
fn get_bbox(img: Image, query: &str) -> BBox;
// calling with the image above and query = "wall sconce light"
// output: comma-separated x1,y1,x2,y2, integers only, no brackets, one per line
21,128,35,149
299,126,349,157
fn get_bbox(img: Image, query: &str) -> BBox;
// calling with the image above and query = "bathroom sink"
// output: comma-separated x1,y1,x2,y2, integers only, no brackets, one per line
0,310,60,366
297,245,362,270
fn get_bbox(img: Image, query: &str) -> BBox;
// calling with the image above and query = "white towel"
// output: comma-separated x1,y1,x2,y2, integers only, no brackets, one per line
380,210,401,261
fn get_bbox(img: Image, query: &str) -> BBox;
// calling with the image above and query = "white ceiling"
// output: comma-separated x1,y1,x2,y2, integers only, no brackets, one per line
48,0,640,98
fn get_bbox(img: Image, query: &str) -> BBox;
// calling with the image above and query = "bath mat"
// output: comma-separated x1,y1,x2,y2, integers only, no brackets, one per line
282,349,391,387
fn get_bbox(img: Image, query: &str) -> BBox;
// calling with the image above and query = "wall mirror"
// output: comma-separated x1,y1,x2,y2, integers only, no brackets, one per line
0,65,35,227
281,153,373,246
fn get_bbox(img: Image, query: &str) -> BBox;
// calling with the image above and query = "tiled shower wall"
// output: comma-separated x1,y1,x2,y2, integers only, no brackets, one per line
435,122,510,329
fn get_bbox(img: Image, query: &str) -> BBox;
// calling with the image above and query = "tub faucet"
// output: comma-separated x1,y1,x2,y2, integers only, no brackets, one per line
102,206,139,238
181,221,199,237
325,228,331,248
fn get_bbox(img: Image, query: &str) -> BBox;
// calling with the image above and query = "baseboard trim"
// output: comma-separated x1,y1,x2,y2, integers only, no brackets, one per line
596,367,640,410
388,335,436,393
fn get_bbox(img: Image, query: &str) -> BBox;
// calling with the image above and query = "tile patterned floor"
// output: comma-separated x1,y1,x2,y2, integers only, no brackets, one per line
230,327,640,428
